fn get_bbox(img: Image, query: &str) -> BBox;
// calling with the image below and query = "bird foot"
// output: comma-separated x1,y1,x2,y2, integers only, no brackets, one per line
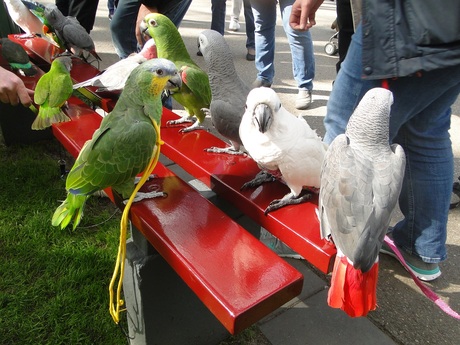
264,192,312,215
134,174,157,185
178,121,207,133
167,117,196,126
205,146,246,156
241,171,276,191
123,191,167,204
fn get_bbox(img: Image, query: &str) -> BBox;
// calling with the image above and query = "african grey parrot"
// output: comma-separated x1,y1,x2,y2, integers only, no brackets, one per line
318,87,406,317
240,87,328,214
197,29,250,154
43,4,101,61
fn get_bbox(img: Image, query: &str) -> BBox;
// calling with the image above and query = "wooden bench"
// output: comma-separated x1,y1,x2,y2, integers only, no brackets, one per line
3,35,311,343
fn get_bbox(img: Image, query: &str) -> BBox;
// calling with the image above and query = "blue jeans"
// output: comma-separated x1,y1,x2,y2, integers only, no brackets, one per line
110,0,192,59
324,24,460,263
210,0,255,50
251,0,315,90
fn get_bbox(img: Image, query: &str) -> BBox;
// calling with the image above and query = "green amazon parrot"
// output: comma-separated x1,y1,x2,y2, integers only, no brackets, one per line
52,58,182,230
143,13,211,132
32,56,73,130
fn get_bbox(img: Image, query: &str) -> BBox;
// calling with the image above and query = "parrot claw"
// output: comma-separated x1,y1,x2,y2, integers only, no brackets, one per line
134,174,157,184
241,171,276,191
204,146,246,155
264,192,313,215
167,117,196,126
123,191,167,204
178,121,207,133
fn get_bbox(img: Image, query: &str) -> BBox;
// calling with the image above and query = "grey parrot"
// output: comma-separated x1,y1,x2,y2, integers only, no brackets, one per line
73,39,157,92
197,29,250,155
318,87,406,317
239,87,328,214
43,4,101,61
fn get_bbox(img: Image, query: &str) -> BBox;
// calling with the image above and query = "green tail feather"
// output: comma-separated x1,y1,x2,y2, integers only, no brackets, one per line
32,106,70,130
52,193,88,230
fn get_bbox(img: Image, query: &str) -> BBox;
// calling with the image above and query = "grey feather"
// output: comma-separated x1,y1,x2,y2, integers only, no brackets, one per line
319,87,406,272
198,29,250,152
44,4,101,61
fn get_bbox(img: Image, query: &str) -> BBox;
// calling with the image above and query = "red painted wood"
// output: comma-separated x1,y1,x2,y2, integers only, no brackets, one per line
8,35,116,112
51,107,303,334
159,108,337,273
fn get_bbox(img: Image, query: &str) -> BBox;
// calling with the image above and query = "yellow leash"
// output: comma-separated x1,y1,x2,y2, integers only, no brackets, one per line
109,118,163,324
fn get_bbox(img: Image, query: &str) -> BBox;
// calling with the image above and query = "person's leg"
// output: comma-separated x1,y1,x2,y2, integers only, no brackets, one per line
242,0,255,59
211,0,226,35
110,0,140,59
66,0,100,33
387,68,460,265
279,0,315,109
324,24,380,144
156,0,192,27
335,0,354,73
251,0,277,86
229,0,242,31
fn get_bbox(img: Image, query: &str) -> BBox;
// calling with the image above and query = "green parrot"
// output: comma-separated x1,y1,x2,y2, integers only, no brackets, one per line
52,58,182,230
143,13,212,132
32,56,73,130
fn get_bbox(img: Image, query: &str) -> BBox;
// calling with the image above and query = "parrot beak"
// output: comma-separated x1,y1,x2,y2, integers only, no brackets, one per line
140,20,151,38
254,103,272,134
165,73,182,91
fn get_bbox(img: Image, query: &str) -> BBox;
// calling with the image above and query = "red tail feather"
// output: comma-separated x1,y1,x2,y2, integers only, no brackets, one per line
327,255,378,317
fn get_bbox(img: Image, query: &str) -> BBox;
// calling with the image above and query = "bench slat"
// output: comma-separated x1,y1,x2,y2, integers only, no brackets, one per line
51,108,303,334
159,109,336,274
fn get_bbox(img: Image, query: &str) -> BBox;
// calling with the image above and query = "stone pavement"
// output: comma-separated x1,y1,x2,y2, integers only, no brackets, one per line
60,0,460,343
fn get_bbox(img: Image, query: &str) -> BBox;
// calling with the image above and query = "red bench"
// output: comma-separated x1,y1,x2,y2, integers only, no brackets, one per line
4,35,309,342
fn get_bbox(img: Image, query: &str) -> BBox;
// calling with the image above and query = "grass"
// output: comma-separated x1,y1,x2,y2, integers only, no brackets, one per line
0,135,271,345
0,137,125,345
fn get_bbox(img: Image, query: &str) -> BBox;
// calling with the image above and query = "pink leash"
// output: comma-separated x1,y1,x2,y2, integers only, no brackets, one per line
384,235,460,319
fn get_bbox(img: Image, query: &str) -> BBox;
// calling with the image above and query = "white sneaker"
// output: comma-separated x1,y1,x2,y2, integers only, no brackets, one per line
228,17,240,31
295,89,312,110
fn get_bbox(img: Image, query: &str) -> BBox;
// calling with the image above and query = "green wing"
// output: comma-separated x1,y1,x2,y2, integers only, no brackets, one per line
65,110,157,198
172,64,211,123
49,72,73,107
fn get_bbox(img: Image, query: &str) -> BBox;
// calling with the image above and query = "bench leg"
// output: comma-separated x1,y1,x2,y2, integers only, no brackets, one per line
123,225,230,345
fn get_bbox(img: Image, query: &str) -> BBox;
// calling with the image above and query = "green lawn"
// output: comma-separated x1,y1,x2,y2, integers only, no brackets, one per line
0,137,126,345
0,135,269,345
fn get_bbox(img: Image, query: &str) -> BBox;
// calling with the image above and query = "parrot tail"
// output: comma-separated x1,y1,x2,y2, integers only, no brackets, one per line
52,193,88,230
32,106,70,130
327,254,378,317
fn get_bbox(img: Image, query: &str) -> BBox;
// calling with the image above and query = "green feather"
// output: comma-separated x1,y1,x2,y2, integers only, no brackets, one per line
52,58,180,230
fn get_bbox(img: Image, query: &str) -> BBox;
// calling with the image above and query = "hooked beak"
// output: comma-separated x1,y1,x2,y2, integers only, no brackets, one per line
254,103,272,133
166,73,182,91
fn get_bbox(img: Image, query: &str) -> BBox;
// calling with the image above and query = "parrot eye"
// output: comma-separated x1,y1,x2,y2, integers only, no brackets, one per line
156,69,164,76
149,19,158,27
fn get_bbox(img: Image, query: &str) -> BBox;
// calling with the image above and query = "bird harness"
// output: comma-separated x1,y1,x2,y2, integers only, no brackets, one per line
109,118,164,324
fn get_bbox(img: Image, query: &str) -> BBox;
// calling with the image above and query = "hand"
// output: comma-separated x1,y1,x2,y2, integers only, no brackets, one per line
0,67,34,107
290,0,325,31
136,4,156,47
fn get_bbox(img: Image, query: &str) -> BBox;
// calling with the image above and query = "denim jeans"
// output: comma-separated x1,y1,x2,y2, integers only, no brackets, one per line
251,0,315,90
210,0,255,50
110,0,192,59
324,24,460,263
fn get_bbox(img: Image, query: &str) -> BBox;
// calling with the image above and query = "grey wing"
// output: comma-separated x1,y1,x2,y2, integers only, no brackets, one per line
62,21,95,50
210,99,245,146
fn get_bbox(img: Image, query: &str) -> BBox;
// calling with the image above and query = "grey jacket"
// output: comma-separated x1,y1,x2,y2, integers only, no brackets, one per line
361,0,460,79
